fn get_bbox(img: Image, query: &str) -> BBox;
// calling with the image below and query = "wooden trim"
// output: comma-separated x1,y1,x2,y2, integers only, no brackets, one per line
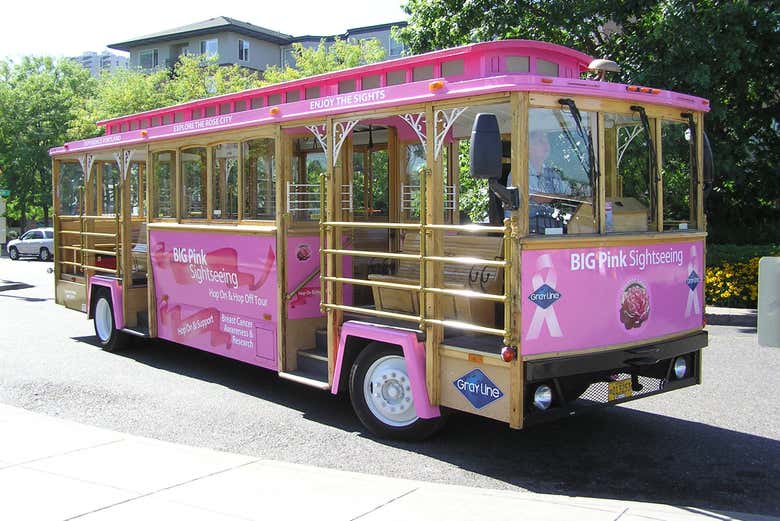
429,92,511,111
146,222,276,234
205,145,213,222
121,151,132,325
52,159,62,284
522,327,704,361
597,112,607,235
654,117,663,232
529,93,697,121
174,146,182,222
145,145,158,338
520,231,706,250
325,116,340,386
424,102,443,406
275,127,288,371
439,346,506,367
509,91,525,428
326,103,430,126
147,127,276,152
696,112,706,231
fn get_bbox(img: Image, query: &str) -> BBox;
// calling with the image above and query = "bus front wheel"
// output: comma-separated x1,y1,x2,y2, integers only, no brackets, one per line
93,291,125,352
349,342,445,440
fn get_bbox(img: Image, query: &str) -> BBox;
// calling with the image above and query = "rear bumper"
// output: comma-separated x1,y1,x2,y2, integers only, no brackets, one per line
523,330,707,426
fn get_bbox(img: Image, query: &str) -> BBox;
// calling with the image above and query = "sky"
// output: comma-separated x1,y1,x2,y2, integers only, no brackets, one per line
0,0,408,61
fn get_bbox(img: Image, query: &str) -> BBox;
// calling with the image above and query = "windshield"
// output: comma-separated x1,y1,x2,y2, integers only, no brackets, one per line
527,107,596,235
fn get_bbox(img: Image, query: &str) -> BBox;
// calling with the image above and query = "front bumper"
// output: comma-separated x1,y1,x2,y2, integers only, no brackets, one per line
523,330,707,426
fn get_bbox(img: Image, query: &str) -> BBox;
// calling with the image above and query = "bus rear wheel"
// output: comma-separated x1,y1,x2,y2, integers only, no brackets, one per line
349,342,445,440
93,291,126,352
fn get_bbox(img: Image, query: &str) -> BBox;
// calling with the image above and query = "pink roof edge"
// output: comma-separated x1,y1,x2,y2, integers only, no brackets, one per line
96,40,593,126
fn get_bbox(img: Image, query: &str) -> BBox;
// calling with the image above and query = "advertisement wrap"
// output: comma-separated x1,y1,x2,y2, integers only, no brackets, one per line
521,240,704,356
286,236,352,319
150,231,279,369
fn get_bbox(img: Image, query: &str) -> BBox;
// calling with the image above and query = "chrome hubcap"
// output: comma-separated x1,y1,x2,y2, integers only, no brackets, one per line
95,298,112,342
363,355,417,427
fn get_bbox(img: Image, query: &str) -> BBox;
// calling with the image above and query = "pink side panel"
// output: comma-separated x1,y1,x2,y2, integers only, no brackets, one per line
148,230,279,371
89,276,124,330
332,321,440,420
285,235,352,319
521,240,705,356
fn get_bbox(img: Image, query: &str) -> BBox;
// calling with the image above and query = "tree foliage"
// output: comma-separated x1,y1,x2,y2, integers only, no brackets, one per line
263,37,385,84
397,0,780,243
70,54,262,140
0,56,94,229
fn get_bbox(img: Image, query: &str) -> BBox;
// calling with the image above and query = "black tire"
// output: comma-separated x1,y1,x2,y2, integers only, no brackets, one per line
93,290,126,352
9,246,19,260
39,247,51,262
349,342,446,441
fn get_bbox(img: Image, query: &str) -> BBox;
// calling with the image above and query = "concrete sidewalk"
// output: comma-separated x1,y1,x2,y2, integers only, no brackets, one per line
0,404,775,521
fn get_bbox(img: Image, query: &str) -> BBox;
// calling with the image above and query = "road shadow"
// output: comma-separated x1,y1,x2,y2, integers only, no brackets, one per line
69,334,780,516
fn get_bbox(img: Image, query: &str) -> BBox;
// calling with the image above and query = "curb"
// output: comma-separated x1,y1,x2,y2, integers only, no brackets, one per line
705,307,757,327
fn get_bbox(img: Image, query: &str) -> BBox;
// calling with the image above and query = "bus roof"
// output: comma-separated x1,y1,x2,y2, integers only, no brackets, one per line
51,39,709,157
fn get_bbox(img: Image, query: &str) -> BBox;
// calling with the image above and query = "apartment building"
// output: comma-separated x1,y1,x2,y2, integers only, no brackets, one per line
109,16,406,73
70,51,129,77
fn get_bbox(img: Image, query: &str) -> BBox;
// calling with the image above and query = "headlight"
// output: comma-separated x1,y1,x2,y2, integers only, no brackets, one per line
533,385,553,410
673,357,687,379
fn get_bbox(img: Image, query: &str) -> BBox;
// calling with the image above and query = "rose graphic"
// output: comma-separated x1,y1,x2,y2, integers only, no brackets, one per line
297,244,312,261
620,282,650,329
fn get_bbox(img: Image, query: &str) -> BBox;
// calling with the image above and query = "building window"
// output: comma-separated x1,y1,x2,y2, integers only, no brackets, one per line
139,49,158,69
200,39,219,57
238,39,250,61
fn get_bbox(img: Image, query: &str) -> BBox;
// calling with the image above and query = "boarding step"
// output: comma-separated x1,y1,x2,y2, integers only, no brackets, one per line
296,346,328,377
278,369,329,390
121,327,149,337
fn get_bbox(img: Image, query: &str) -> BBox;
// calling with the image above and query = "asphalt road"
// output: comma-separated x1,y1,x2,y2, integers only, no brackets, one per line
1,257,778,516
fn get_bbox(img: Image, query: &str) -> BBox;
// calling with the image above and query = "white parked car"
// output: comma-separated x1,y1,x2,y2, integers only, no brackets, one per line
7,227,54,261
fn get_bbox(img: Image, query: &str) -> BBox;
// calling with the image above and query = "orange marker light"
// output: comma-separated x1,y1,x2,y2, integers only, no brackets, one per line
429,80,445,91
269,106,281,116
140,130,148,138
541,77,554,84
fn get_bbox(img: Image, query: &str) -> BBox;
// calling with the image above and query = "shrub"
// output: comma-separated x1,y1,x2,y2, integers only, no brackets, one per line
705,244,779,308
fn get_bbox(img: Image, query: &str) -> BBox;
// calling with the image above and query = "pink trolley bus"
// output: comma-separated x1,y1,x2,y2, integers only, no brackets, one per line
50,40,709,439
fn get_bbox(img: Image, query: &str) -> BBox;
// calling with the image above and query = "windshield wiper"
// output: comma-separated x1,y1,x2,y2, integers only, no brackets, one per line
558,98,598,216
630,105,659,218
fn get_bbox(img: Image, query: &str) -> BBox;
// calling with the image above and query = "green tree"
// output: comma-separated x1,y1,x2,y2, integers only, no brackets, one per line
0,56,94,230
71,54,263,140
263,37,386,84
163,54,262,103
397,0,780,243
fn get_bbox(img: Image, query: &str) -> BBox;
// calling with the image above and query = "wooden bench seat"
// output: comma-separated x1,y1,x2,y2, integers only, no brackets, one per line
369,232,503,326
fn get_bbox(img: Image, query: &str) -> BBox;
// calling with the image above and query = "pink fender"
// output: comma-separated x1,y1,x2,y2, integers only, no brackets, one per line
332,321,440,419
89,276,124,330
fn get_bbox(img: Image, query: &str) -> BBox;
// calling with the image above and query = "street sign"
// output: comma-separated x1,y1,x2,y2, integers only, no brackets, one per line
0,189,9,198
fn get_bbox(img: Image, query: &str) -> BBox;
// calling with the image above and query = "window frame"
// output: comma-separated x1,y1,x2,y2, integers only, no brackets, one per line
200,39,219,57
238,39,250,62
139,48,158,69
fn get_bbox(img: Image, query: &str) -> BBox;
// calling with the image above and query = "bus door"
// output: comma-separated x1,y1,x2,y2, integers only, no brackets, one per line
349,124,391,305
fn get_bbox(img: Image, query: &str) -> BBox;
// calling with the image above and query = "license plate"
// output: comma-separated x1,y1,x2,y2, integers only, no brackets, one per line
608,379,633,401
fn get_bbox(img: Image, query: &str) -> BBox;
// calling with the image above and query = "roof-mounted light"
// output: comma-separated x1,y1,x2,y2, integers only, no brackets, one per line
588,58,620,81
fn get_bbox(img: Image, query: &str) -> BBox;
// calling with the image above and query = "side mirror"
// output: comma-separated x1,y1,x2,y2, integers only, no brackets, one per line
469,113,520,211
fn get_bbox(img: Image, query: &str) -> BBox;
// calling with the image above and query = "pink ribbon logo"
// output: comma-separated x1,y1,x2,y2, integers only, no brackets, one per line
526,254,563,340
685,245,701,317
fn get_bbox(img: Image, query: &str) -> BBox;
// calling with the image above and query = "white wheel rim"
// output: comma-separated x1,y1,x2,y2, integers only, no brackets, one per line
95,298,113,342
363,355,418,427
